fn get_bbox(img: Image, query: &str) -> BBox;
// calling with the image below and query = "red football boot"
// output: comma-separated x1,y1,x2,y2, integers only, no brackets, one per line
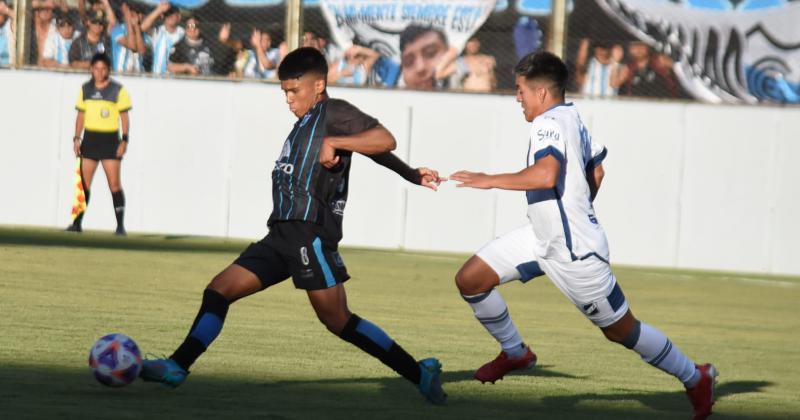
686,363,718,420
474,347,537,384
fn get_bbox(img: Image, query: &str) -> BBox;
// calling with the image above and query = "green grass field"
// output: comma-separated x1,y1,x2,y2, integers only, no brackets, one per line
1,226,798,419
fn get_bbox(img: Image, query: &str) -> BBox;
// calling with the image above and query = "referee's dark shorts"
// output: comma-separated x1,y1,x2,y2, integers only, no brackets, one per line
80,131,121,160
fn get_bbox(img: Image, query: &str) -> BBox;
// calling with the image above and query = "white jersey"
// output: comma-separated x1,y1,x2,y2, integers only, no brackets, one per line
151,25,184,75
526,103,609,263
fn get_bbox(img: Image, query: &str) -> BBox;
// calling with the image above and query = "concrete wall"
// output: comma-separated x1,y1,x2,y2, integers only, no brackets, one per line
1,69,798,275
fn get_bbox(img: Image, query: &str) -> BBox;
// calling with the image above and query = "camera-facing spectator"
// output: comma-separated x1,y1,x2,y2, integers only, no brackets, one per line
0,1,15,67
29,0,59,65
167,16,215,75
437,36,497,92
42,14,78,68
618,41,681,98
110,2,148,73
141,1,184,75
329,44,379,86
575,38,625,98
69,9,111,69
78,0,115,37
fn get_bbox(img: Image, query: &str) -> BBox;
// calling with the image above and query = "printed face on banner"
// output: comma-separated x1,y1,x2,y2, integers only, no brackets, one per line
596,0,800,104
319,0,497,87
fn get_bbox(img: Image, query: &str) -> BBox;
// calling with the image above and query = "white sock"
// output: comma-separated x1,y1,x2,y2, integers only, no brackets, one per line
632,322,700,387
462,288,526,357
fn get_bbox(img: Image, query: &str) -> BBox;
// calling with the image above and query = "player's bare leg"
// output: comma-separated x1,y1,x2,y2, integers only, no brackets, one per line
456,255,536,383
140,264,261,387
308,283,446,404
603,310,718,420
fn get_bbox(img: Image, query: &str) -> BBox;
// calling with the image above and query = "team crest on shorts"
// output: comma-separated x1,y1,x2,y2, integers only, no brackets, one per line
582,302,599,316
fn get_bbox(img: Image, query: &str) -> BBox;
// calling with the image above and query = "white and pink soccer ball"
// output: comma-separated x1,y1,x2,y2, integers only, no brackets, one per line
88,333,142,387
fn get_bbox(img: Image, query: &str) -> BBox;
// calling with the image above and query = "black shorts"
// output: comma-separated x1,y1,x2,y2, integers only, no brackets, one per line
234,221,350,291
81,131,121,160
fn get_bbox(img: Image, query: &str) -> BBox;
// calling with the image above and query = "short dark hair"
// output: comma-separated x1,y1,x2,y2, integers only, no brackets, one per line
90,52,111,68
278,47,328,81
514,51,568,97
399,24,447,53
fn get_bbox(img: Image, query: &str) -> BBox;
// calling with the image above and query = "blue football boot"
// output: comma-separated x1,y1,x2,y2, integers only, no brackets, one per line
417,358,447,405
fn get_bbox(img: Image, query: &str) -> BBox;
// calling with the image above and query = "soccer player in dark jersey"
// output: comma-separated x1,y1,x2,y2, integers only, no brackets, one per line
139,47,447,405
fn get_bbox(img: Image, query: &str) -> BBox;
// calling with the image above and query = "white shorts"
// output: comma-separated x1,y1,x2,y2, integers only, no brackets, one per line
475,224,629,328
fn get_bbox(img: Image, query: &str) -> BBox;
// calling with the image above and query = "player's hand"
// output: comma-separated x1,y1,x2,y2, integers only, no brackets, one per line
116,141,127,158
73,139,81,157
417,167,445,191
450,170,493,189
319,138,340,169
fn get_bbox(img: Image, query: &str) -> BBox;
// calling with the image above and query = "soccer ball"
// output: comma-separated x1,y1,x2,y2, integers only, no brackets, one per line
88,333,142,387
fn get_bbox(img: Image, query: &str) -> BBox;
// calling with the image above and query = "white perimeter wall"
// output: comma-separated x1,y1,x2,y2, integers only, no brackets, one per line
1,69,798,275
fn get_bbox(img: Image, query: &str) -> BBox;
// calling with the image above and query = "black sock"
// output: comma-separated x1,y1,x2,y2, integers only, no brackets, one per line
170,289,230,371
111,190,125,229
339,314,422,385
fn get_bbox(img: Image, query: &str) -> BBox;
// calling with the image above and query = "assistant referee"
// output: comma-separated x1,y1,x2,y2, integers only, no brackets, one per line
67,52,131,235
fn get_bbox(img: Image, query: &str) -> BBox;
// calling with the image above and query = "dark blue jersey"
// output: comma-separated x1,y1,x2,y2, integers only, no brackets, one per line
268,98,379,237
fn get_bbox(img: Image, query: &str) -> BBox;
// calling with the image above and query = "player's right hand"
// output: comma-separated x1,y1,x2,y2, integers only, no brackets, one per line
73,140,81,157
319,138,340,169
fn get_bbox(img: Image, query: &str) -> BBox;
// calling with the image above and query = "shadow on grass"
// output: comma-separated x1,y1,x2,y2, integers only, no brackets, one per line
0,364,775,420
0,227,249,254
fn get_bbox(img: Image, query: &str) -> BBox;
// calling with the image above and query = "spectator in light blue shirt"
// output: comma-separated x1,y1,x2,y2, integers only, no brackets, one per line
140,1,183,75
0,1,15,67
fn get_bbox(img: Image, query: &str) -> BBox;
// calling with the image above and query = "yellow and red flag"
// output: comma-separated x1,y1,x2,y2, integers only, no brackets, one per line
70,159,86,221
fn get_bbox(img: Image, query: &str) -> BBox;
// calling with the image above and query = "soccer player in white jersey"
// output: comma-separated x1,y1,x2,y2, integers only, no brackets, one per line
450,51,717,420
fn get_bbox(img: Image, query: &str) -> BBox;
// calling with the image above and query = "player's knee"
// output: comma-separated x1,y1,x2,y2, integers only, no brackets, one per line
316,310,348,334
455,265,487,295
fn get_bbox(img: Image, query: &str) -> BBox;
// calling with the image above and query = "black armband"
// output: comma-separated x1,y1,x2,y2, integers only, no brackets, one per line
368,152,420,184
121,134,129,142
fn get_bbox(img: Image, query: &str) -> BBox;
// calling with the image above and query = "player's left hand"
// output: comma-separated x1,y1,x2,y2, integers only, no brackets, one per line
417,167,445,191
116,141,127,158
450,170,493,189
319,138,340,168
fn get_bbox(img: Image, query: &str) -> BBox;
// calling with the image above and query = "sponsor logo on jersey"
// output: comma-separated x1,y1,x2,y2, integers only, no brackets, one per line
537,128,560,142
100,108,110,118
275,161,294,175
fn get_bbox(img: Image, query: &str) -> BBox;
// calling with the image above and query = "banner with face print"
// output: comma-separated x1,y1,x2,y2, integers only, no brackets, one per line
595,0,800,104
319,0,497,88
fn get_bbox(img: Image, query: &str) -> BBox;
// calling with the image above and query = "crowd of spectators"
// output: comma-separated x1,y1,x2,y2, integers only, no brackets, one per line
0,0,684,100
573,37,684,99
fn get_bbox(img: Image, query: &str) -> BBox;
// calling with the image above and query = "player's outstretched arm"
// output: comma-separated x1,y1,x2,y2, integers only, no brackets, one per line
368,152,444,190
319,125,396,168
450,155,560,190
